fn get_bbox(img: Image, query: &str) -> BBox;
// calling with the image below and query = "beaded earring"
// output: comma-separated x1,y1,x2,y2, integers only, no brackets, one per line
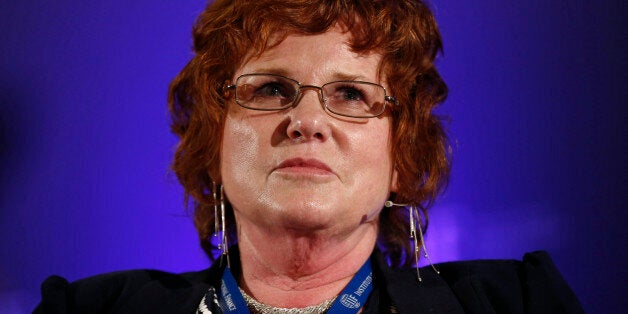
384,201,439,282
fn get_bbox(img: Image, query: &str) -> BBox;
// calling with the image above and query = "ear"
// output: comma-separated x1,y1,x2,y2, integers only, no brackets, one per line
390,167,399,193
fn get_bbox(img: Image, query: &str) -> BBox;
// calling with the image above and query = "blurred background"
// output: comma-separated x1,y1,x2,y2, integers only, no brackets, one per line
0,0,625,312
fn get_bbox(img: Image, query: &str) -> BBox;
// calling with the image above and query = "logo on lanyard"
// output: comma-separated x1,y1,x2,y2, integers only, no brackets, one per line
337,271,372,309
339,294,360,308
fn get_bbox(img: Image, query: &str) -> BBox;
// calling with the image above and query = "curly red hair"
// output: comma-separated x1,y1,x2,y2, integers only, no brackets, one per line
168,0,450,267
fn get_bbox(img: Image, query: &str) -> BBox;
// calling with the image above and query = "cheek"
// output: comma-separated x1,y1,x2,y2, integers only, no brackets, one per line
353,123,393,172
344,122,394,194
221,116,261,185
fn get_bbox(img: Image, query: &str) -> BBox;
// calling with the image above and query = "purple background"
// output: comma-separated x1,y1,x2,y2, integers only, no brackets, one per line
0,1,625,313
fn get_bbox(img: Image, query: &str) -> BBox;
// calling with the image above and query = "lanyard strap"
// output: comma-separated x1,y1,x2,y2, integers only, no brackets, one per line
325,259,373,313
219,259,373,314
218,266,248,312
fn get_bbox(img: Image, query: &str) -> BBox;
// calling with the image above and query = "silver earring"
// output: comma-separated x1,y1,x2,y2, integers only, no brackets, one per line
213,184,230,267
384,201,439,282
410,205,439,280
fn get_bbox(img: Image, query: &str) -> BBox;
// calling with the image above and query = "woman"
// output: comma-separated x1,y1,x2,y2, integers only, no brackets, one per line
35,0,583,313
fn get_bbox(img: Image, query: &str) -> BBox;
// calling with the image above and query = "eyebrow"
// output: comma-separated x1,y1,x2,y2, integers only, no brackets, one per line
330,71,367,82
248,67,291,77
245,68,373,83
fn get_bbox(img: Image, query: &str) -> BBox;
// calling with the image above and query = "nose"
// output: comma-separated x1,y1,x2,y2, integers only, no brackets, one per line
285,88,330,141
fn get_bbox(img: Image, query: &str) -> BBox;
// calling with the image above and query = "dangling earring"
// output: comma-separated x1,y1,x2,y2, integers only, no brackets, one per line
384,201,439,282
410,205,439,280
213,183,230,267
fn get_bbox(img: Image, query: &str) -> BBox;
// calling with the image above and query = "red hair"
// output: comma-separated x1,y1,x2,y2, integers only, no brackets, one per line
168,0,450,267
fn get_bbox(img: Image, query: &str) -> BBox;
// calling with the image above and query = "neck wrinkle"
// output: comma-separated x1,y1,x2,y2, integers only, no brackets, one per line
235,217,378,308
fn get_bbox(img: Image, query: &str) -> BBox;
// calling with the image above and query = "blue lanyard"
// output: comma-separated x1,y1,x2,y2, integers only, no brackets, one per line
219,259,373,313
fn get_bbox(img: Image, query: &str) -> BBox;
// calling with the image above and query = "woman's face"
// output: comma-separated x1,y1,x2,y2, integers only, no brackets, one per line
221,27,397,234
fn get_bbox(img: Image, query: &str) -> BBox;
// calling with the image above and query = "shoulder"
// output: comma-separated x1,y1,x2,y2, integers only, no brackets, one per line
434,251,584,314
373,250,583,313
34,268,216,313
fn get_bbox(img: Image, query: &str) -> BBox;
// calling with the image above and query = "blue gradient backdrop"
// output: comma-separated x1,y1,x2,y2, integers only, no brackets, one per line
0,1,625,313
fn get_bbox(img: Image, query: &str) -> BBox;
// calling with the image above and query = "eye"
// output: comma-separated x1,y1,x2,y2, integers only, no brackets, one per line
254,81,293,98
235,75,299,108
336,85,365,102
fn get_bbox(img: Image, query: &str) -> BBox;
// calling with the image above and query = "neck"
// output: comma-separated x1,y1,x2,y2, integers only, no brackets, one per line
234,216,378,308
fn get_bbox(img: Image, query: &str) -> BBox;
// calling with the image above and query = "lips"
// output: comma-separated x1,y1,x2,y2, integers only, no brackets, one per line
274,158,334,175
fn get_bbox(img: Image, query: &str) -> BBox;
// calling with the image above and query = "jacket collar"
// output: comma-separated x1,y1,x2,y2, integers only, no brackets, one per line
121,254,228,313
372,251,466,313
122,247,465,313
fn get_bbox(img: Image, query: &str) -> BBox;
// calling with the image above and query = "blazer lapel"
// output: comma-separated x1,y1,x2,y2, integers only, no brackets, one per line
120,267,222,314
373,253,466,313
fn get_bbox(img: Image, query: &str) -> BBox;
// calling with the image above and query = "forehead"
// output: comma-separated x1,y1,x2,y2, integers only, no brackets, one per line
234,27,383,83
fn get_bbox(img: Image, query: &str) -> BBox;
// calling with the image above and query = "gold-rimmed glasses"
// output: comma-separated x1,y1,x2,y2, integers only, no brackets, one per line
225,73,398,118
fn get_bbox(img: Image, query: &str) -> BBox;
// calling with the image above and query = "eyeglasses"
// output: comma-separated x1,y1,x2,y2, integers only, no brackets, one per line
225,73,398,118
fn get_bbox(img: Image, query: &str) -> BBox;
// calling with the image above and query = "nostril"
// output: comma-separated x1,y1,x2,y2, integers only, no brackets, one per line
290,130,303,138
313,132,323,140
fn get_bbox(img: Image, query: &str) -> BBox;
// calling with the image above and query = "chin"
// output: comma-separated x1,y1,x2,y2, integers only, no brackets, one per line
268,200,343,229
286,201,336,220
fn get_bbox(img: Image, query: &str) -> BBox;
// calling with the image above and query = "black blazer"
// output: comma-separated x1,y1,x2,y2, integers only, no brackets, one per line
34,250,583,313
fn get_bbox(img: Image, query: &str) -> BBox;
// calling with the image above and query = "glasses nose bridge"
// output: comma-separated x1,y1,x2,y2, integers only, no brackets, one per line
293,84,325,109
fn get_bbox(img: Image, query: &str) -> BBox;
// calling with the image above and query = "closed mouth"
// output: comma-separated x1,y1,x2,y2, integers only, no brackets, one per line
274,158,334,175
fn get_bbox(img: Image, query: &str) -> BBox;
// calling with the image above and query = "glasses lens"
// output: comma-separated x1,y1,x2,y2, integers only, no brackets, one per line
235,74,298,109
323,81,386,118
